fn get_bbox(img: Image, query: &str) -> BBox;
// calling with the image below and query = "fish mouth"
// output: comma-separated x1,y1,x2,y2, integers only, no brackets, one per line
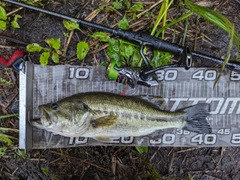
31,106,52,128
30,119,44,128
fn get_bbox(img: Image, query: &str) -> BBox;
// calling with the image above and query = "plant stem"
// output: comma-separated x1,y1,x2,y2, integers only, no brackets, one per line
150,0,174,36
156,11,193,37
0,114,18,119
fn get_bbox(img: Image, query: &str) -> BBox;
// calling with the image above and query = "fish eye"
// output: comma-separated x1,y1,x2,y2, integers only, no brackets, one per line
83,103,89,110
51,103,58,110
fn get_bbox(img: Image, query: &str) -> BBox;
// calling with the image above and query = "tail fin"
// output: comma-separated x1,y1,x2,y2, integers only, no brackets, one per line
181,103,211,134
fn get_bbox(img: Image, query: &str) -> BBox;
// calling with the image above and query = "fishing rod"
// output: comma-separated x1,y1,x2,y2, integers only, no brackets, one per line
3,0,240,87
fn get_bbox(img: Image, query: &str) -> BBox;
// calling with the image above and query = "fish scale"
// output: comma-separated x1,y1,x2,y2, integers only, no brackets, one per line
31,92,209,141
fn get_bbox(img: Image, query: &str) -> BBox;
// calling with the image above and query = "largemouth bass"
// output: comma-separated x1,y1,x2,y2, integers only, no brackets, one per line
31,92,210,142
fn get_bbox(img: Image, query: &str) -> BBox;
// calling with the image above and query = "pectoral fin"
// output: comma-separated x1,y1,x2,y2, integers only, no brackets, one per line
91,115,118,128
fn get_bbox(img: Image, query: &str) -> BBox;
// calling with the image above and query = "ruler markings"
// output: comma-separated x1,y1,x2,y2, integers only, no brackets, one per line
56,80,59,101
223,114,225,128
229,82,232,97
29,66,240,148
234,82,236,97
191,82,193,97
167,83,169,97
181,82,183,97
154,85,157,97
175,82,178,98
184,82,186,97
222,82,224,97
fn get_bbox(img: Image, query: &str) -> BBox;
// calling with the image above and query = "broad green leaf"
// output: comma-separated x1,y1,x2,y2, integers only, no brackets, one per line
77,41,89,60
130,2,143,11
108,38,120,52
0,147,7,157
0,20,6,30
124,45,133,58
135,146,148,153
40,51,50,66
11,14,22,28
118,15,129,30
107,38,120,62
0,6,7,20
120,42,129,58
92,32,110,42
26,43,43,52
63,20,80,31
45,38,61,50
150,50,172,68
51,52,59,64
41,167,49,176
112,0,123,10
131,48,141,67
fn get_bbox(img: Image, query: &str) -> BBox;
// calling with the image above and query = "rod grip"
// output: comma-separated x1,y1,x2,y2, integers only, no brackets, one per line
113,29,183,55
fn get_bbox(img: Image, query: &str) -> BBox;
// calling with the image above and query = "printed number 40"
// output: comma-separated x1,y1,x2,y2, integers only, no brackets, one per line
191,134,216,145
192,70,217,81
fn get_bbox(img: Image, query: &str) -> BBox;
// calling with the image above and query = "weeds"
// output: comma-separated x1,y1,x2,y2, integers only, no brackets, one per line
0,114,18,157
26,38,62,66
0,3,22,30
14,149,27,159
133,149,162,179
184,0,239,85
135,146,148,154
26,19,90,66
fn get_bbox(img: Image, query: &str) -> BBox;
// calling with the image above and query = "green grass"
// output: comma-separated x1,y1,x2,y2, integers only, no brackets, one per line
184,0,239,84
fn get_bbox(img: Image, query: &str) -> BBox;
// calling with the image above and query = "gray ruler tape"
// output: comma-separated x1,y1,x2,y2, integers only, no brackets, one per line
19,62,240,151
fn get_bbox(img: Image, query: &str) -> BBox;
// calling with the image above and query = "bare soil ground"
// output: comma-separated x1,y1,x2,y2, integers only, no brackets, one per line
1,0,240,179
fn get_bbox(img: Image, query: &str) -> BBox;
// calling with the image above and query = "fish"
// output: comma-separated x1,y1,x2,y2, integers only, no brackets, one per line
31,92,211,142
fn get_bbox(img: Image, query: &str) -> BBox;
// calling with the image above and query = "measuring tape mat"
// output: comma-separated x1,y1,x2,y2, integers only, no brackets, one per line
20,62,240,149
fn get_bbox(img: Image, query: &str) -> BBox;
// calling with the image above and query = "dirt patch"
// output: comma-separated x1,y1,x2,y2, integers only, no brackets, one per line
1,0,240,179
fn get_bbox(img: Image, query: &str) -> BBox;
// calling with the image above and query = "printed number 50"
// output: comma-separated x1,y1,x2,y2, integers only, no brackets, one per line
231,133,240,144
230,71,240,81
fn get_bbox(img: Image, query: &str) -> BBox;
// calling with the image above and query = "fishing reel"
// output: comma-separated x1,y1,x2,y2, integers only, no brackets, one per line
106,45,192,88
106,60,158,88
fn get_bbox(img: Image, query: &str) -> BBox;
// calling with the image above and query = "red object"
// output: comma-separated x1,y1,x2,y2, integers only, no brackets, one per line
0,50,24,67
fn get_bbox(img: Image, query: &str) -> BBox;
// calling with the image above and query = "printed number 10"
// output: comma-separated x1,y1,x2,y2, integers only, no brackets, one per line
69,67,90,79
